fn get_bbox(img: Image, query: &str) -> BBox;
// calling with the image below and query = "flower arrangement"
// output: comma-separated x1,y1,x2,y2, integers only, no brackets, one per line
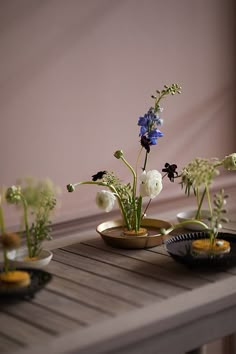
5,177,59,259
67,84,181,234
181,153,236,221
162,153,236,253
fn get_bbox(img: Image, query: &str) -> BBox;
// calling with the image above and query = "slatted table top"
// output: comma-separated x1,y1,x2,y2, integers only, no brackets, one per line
1,227,236,354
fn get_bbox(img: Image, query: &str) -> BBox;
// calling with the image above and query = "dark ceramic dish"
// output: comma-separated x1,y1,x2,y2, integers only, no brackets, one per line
0,268,52,301
165,232,236,268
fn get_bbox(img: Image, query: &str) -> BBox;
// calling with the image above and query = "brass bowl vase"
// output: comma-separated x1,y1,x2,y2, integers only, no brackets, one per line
96,218,172,249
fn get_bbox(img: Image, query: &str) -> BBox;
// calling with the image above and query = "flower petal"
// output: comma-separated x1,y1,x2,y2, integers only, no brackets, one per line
139,170,163,199
96,190,116,212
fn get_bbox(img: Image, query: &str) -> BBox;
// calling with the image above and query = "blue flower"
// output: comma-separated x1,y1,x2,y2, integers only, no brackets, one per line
139,125,147,136
138,108,163,146
148,130,163,145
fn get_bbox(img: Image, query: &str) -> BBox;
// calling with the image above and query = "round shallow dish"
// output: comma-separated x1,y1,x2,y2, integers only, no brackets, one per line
96,218,172,249
8,249,53,269
176,210,211,230
0,268,52,301
165,232,236,268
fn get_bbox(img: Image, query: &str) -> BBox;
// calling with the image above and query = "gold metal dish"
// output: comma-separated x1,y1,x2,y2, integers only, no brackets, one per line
96,218,172,249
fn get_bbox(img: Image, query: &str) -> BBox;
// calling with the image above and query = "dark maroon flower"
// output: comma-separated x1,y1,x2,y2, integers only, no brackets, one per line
92,171,107,181
140,136,151,153
162,163,178,182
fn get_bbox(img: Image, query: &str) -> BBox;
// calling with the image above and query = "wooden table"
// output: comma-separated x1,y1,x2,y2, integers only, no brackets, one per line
1,222,236,354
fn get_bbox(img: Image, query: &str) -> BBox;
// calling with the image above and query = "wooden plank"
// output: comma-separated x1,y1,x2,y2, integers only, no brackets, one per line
63,242,209,289
157,260,233,282
52,249,187,297
0,312,53,345
33,288,113,324
1,300,85,334
47,261,162,305
13,276,236,354
46,275,139,314
84,238,173,265
82,238,229,283
0,332,25,352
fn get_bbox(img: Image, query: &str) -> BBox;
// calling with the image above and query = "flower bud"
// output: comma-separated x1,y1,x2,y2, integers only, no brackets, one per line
0,233,21,250
67,184,75,192
5,186,21,204
114,150,124,159
222,153,236,170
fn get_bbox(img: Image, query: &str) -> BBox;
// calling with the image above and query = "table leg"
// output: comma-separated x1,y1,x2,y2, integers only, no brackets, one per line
186,346,206,354
222,334,236,354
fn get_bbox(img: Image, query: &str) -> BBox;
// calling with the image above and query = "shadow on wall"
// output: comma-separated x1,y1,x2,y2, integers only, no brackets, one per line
168,82,236,164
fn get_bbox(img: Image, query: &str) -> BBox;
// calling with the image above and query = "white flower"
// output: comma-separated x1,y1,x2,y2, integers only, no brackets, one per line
96,190,116,212
139,170,163,199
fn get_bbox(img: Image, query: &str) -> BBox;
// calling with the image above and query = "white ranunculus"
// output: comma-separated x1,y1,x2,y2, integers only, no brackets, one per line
96,190,116,212
139,170,163,199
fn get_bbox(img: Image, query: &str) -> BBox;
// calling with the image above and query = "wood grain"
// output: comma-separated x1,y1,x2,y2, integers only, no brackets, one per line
52,248,186,297
47,260,162,305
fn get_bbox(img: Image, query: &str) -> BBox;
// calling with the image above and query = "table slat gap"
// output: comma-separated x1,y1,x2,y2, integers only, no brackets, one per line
60,244,205,290
47,274,141,309
51,254,181,298
47,261,164,304
0,312,54,345
0,331,26,348
31,287,111,325
2,309,60,336
43,287,116,317
31,293,90,325
81,239,217,285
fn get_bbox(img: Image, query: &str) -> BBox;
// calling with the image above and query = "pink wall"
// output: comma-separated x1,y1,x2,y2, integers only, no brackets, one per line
0,0,235,228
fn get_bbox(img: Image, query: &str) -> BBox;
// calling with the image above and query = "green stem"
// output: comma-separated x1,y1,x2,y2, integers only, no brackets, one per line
142,199,152,219
206,185,212,216
0,206,8,272
196,188,199,211
0,206,5,234
162,219,209,235
120,156,138,231
21,196,32,258
111,189,131,230
136,196,143,230
72,181,131,230
214,160,223,168
120,157,137,198
142,151,148,171
154,91,166,112
195,188,206,220
135,147,143,174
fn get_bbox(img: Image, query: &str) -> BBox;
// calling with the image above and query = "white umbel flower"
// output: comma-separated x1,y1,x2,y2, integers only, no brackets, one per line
96,190,116,212
139,170,163,199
